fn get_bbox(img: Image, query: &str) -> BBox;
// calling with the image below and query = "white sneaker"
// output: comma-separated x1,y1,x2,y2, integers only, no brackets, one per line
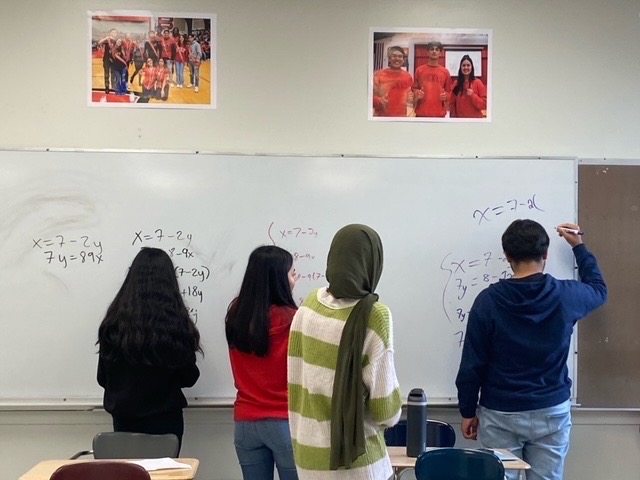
187,84,193,88
178,84,183,88
195,86,199,93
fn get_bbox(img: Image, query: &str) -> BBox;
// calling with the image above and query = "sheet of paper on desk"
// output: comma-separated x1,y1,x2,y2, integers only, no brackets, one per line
482,449,519,461
128,458,192,471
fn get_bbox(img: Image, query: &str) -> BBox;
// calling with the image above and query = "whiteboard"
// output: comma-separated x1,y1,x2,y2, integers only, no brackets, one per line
0,151,576,405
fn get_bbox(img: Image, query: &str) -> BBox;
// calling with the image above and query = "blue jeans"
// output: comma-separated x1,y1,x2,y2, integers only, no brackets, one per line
234,420,298,480
176,61,185,86
113,67,128,95
478,399,572,480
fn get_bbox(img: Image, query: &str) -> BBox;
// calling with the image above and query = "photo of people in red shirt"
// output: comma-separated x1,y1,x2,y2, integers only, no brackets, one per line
370,28,491,122
89,11,216,109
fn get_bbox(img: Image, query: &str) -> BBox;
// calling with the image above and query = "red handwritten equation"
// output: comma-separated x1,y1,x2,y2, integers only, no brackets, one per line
268,222,323,305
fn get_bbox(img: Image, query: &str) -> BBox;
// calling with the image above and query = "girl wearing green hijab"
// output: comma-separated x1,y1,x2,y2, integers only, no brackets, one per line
288,224,402,479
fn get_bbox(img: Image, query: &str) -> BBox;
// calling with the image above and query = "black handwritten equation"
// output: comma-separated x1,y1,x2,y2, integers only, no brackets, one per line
132,228,209,322
32,235,104,268
472,194,543,225
268,221,323,305
440,250,513,347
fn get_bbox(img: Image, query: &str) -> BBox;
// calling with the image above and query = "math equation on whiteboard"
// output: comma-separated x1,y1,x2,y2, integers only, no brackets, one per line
30,228,210,323
440,249,512,348
472,194,543,224
32,235,104,268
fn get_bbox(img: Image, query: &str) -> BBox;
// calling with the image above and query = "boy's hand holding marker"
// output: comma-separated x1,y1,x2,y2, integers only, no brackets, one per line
555,223,584,248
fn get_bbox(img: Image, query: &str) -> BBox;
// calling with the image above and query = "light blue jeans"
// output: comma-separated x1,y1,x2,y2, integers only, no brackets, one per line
479,399,572,480
234,419,298,480
176,61,185,86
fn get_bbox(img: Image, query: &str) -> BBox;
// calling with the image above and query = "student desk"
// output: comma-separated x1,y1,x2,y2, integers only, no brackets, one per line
19,458,199,480
388,446,530,477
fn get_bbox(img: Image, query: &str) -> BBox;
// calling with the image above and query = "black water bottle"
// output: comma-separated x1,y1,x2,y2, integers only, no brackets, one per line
406,388,427,457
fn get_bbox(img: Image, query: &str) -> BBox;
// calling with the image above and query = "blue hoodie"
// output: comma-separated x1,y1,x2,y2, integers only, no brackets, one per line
456,244,607,418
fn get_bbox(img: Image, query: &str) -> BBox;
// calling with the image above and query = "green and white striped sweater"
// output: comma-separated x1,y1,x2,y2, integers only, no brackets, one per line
288,287,402,480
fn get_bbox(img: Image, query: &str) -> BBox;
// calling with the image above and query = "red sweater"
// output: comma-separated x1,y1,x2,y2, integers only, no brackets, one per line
372,68,414,117
450,78,487,118
228,305,296,421
412,64,451,117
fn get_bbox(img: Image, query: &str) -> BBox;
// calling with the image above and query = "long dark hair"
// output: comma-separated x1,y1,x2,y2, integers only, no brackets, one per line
225,246,296,357
453,54,476,97
97,247,202,367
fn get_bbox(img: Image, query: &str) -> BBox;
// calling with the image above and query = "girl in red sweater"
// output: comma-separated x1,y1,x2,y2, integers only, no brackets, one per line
225,246,299,480
450,55,487,118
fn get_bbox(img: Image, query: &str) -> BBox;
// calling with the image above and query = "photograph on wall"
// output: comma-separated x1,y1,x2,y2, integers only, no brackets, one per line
369,28,492,122
88,10,216,109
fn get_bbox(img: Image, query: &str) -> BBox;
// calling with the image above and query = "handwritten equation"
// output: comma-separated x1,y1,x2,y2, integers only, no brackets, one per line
32,235,104,268
268,221,324,305
440,249,513,347
32,229,208,322
132,229,192,246
131,229,209,320
268,222,319,245
472,194,543,225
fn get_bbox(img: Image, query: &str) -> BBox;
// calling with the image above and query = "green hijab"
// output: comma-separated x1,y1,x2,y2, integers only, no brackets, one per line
326,224,384,470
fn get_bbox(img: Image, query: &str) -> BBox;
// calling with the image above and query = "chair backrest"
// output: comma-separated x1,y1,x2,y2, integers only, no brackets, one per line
426,419,456,448
92,432,180,459
384,419,456,447
50,461,151,480
414,448,505,480
397,468,418,480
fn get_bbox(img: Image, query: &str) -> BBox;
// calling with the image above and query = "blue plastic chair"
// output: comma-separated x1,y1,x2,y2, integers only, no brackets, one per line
384,419,456,447
414,448,505,480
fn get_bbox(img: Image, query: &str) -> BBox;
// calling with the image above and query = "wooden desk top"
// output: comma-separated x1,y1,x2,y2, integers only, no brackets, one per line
387,446,531,470
19,458,199,480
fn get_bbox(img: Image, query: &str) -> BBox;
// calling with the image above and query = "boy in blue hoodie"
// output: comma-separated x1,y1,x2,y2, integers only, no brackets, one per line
456,219,607,480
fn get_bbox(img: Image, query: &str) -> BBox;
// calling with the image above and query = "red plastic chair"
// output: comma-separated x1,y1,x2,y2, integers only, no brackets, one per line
50,461,151,480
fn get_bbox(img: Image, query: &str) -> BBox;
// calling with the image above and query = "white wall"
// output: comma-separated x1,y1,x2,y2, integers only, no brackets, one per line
3,1,640,478
1,0,639,158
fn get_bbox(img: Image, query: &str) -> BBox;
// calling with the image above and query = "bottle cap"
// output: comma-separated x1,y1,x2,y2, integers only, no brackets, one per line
407,388,427,405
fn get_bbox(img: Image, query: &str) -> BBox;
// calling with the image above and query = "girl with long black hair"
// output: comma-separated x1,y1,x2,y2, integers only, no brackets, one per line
97,247,202,452
226,245,299,480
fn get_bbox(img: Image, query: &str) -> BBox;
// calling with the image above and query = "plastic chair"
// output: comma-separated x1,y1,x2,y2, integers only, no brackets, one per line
50,461,151,480
397,468,418,480
414,448,505,480
384,419,456,447
70,432,180,459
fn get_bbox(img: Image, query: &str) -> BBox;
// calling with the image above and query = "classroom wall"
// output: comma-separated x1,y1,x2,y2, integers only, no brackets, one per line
3,1,640,479
5,408,640,480
1,0,639,158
